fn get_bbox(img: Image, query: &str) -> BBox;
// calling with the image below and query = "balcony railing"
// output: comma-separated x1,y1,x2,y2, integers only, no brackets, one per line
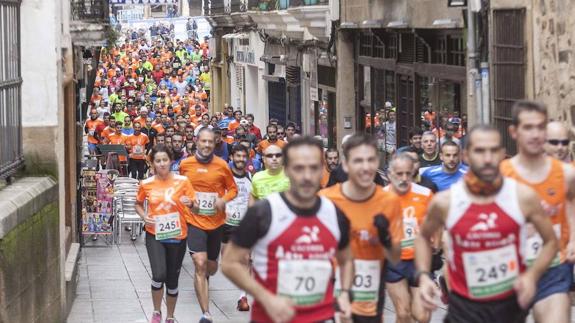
255,0,327,11
71,0,109,22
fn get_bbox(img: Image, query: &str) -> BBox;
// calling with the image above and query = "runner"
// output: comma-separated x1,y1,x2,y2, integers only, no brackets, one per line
418,131,441,174
249,144,290,205
544,121,572,163
125,122,150,179
220,145,252,312
319,134,402,323
320,148,340,188
421,141,468,191
382,153,435,323
500,101,575,323
170,133,187,174
221,136,354,323
84,108,104,155
135,144,196,323
415,124,559,323
256,124,286,154
179,127,238,323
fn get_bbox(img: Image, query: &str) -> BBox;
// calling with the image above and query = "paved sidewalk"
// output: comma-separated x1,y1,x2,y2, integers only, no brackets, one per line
67,233,447,323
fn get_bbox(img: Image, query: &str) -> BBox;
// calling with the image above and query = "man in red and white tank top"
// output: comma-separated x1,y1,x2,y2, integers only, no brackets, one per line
222,137,358,323
415,125,558,323
500,101,575,323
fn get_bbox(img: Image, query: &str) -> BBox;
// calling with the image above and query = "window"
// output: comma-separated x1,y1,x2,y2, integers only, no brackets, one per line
448,36,465,66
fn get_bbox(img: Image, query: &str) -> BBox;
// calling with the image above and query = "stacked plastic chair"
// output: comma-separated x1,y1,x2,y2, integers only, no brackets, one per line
113,177,144,244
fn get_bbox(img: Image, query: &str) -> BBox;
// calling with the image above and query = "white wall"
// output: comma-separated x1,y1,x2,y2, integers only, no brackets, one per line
20,0,59,127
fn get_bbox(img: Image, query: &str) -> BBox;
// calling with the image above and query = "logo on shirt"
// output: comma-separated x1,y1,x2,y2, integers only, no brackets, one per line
295,226,320,244
197,168,208,173
470,212,498,231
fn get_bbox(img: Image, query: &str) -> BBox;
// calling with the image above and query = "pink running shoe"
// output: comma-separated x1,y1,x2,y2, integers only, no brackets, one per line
150,311,162,323
165,318,175,323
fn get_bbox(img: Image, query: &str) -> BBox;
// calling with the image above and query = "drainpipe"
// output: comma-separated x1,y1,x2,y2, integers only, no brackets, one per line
466,7,483,124
480,62,490,124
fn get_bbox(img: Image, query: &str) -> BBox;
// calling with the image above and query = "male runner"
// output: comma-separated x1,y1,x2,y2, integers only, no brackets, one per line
256,124,286,154
179,127,238,323
320,134,402,323
222,136,354,323
544,121,572,163
321,148,340,188
249,144,290,205
221,145,252,312
416,125,558,323
169,133,187,174
421,141,468,191
500,101,575,323
383,153,433,323
125,122,150,179
418,132,441,174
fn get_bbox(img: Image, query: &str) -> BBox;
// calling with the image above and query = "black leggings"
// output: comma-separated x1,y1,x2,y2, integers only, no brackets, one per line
145,233,187,296
129,158,147,180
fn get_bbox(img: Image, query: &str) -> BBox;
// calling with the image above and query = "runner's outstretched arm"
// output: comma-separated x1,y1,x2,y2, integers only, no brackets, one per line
222,242,295,323
414,190,449,310
515,183,559,308
335,245,353,320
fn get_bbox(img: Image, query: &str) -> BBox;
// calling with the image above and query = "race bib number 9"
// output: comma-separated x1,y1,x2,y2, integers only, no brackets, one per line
525,224,561,267
195,192,218,216
462,244,519,299
401,207,418,249
277,259,332,306
351,260,381,302
154,212,182,240
225,204,247,226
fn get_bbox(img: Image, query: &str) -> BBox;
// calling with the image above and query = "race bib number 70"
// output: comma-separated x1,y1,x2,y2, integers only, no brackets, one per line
277,259,332,306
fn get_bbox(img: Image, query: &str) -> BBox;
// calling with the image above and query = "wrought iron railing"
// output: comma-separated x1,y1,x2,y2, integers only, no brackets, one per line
0,0,24,182
71,0,109,22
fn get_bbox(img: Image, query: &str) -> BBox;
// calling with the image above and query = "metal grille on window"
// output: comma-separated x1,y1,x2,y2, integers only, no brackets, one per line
493,9,525,156
286,66,301,86
398,33,415,64
235,66,244,107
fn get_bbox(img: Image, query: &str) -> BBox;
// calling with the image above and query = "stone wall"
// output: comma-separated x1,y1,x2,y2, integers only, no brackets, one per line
0,177,61,323
532,0,575,134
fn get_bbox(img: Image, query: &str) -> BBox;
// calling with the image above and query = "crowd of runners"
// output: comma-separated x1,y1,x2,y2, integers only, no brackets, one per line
83,28,575,323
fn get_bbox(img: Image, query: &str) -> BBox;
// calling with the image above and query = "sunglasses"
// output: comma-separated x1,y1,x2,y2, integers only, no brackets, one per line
264,153,283,159
547,139,570,146
277,132,285,135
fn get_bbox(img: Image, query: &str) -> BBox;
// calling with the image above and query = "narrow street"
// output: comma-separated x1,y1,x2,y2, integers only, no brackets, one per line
67,235,449,323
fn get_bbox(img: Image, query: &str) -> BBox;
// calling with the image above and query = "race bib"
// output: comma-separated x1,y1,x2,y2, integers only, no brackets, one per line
277,259,332,306
525,224,561,267
462,244,519,299
195,192,217,216
351,260,381,302
133,145,145,156
401,213,418,249
225,204,247,226
89,130,95,136
154,212,182,240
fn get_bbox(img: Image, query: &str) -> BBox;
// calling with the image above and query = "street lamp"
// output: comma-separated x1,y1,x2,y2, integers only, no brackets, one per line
447,0,466,7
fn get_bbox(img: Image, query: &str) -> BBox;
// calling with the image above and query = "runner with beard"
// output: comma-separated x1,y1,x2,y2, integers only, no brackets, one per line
321,148,340,188
415,125,558,323
383,153,434,323
179,127,238,323
221,145,253,312
170,133,187,174
500,101,575,323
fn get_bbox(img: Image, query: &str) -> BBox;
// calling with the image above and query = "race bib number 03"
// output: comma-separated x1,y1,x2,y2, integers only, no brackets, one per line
195,192,217,216
351,260,381,302
277,259,332,306
225,204,247,226
525,224,561,267
154,212,182,240
462,244,519,299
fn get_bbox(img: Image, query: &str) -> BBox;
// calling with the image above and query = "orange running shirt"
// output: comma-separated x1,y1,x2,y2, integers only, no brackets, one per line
179,156,238,230
125,133,150,160
106,132,128,162
85,119,104,144
256,139,286,154
383,183,433,260
500,157,568,263
137,174,196,240
319,183,402,317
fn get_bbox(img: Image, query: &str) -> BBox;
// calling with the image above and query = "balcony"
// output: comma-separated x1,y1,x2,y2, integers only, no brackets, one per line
70,0,110,47
247,0,330,40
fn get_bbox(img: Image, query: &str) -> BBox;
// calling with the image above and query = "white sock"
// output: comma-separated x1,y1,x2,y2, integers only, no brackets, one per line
238,291,247,299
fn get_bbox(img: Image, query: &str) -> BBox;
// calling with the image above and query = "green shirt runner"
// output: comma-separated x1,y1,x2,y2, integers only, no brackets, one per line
250,169,290,200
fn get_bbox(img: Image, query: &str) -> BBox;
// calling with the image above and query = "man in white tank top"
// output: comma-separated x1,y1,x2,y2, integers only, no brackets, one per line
414,125,558,323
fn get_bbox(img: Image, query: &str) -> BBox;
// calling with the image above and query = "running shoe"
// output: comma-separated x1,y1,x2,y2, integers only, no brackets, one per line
198,312,213,323
237,296,250,311
150,311,162,323
165,318,175,323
